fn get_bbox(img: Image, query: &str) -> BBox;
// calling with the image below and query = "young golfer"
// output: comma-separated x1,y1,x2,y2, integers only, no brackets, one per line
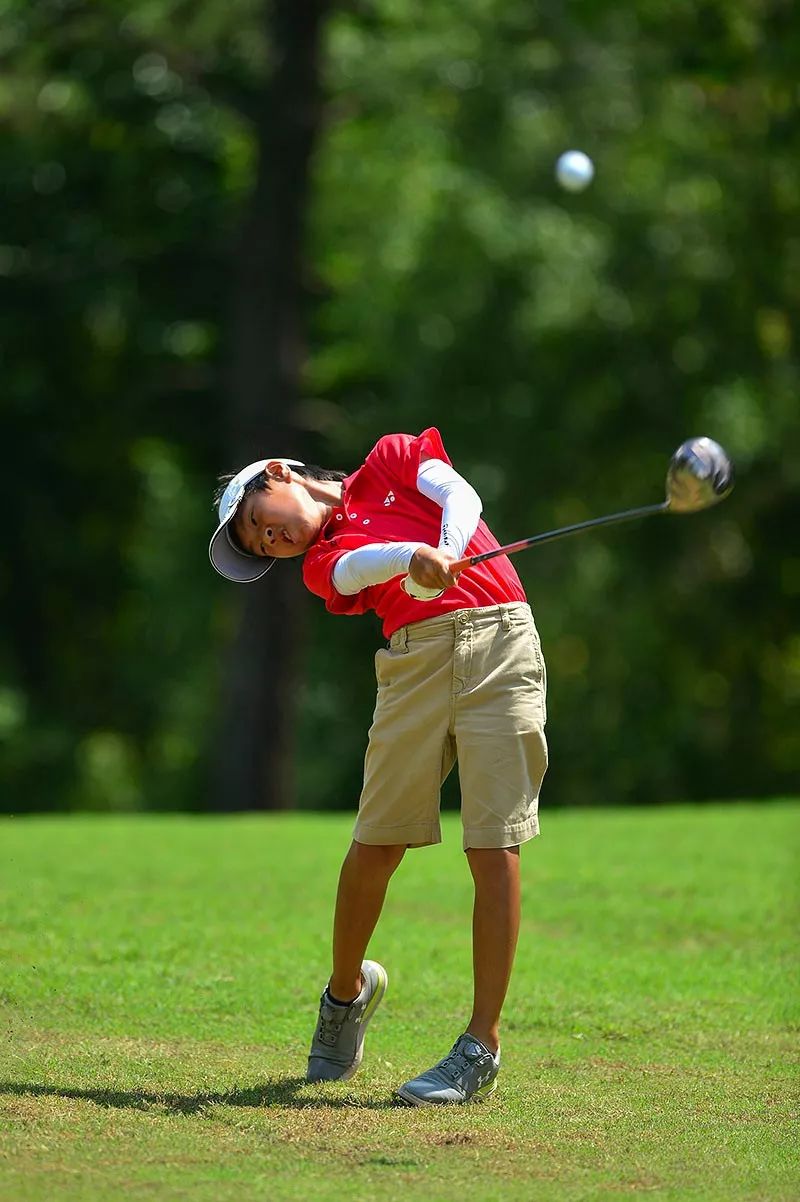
209,428,548,1105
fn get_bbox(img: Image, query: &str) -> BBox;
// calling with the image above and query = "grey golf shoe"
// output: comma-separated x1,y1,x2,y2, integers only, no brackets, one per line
395,1033,500,1106
306,959,388,1083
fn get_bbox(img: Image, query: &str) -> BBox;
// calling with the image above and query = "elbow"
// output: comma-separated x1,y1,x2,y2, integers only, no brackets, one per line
465,483,482,516
332,560,360,597
333,577,361,598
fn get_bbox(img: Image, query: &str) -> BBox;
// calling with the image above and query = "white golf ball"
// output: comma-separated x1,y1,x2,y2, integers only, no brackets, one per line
555,150,595,193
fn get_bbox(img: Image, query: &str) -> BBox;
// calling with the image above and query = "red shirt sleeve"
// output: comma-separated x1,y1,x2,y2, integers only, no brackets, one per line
366,428,451,489
302,531,376,616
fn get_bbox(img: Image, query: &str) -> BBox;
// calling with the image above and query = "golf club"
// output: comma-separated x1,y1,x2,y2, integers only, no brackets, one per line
447,436,733,575
399,438,733,603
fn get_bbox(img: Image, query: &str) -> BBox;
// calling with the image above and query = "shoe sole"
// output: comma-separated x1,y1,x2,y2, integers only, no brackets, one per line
394,1079,498,1107
311,959,388,1085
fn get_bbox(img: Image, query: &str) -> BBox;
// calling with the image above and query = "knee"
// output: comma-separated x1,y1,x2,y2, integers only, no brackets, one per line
351,840,406,875
466,845,520,880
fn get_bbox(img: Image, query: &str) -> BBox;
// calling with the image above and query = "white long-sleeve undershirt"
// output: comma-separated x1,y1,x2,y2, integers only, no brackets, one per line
416,458,482,559
332,459,483,596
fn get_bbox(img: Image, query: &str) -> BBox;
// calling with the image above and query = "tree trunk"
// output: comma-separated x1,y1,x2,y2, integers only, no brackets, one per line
214,0,330,811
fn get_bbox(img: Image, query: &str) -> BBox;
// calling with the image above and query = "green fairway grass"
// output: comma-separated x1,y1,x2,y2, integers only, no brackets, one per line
1,803,798,1201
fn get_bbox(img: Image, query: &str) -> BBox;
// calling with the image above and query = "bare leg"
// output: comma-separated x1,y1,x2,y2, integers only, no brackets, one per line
464,845,521,1054
328,840,406,1001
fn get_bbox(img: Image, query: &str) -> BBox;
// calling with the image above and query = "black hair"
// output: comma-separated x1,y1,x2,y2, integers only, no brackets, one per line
212,463,347,510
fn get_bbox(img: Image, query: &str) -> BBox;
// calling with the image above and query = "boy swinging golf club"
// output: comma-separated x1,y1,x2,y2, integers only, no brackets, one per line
209,430,732,1105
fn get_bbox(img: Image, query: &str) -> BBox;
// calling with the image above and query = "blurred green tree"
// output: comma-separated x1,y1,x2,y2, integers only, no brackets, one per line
0,0,797,814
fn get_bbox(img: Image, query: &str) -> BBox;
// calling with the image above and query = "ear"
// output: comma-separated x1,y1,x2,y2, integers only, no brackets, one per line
265,459,293,483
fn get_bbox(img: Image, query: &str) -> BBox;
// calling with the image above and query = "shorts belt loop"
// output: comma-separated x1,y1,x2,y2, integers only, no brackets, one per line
398,626,408,651
501,606,511,632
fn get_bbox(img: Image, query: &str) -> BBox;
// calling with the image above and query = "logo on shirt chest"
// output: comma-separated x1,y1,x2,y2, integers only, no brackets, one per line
383,491,396,506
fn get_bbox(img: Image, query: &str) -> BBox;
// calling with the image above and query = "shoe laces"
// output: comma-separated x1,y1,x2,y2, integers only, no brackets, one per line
317,1009,341,1048
317,997,357,1047
438,1039,485,1082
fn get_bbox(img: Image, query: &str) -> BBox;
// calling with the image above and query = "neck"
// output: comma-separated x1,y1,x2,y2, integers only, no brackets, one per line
298,476,343,505
292,473,344,526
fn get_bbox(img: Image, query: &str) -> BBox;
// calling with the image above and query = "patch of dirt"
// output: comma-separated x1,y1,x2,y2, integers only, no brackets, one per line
602,1177,663,1193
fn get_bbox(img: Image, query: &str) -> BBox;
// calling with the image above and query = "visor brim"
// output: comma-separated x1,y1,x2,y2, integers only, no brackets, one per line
209,518,274,582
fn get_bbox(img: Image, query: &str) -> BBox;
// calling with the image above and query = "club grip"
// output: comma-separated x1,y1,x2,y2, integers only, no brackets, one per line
450,556,472,573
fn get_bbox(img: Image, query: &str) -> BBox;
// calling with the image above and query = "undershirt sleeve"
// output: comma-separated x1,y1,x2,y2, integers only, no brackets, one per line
330,459,483,596
416,458,482,558
332,541,427,596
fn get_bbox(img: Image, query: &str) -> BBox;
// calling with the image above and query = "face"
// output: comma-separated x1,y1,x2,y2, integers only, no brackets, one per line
232,478,323,560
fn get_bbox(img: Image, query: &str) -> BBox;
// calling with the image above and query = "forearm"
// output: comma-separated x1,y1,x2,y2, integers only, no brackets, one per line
332,542,427,596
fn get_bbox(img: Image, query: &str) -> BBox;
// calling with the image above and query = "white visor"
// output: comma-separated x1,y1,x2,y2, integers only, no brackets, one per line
208,458,305,582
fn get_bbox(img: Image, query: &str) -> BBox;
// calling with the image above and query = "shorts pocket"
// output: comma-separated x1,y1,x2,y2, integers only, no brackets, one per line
510,619,547,725
374,644,408,688
530,627,547,724
374,647,391,688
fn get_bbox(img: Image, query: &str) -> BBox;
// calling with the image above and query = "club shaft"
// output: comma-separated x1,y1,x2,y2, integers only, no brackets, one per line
452,501,669,572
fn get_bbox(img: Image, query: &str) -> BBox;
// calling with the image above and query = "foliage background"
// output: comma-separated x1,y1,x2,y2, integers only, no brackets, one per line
1,0,797,813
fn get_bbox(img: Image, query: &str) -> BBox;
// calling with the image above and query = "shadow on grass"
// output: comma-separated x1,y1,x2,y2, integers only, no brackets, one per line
0,1077,399,1114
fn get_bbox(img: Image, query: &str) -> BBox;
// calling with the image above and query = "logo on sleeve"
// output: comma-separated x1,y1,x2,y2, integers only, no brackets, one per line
383,491,396,506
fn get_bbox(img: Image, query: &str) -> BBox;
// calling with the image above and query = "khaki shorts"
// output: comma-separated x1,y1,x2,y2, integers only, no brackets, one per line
355,603,548,851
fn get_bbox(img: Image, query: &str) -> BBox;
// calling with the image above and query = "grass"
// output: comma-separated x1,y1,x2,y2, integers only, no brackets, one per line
1,802,798,1201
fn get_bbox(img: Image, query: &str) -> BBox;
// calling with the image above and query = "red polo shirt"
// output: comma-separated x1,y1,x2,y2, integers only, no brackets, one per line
302,428,527,638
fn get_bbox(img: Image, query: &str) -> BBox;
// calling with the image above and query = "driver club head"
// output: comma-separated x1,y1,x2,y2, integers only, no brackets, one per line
666,437,734,514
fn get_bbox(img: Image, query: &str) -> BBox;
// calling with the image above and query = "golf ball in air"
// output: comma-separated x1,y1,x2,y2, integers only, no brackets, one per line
555,150,595,192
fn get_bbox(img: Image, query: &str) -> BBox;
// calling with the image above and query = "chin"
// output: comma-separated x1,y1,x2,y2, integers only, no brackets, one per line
275,543,307,560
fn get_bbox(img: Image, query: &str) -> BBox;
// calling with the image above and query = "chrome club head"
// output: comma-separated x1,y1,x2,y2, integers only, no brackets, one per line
666,437,734,514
